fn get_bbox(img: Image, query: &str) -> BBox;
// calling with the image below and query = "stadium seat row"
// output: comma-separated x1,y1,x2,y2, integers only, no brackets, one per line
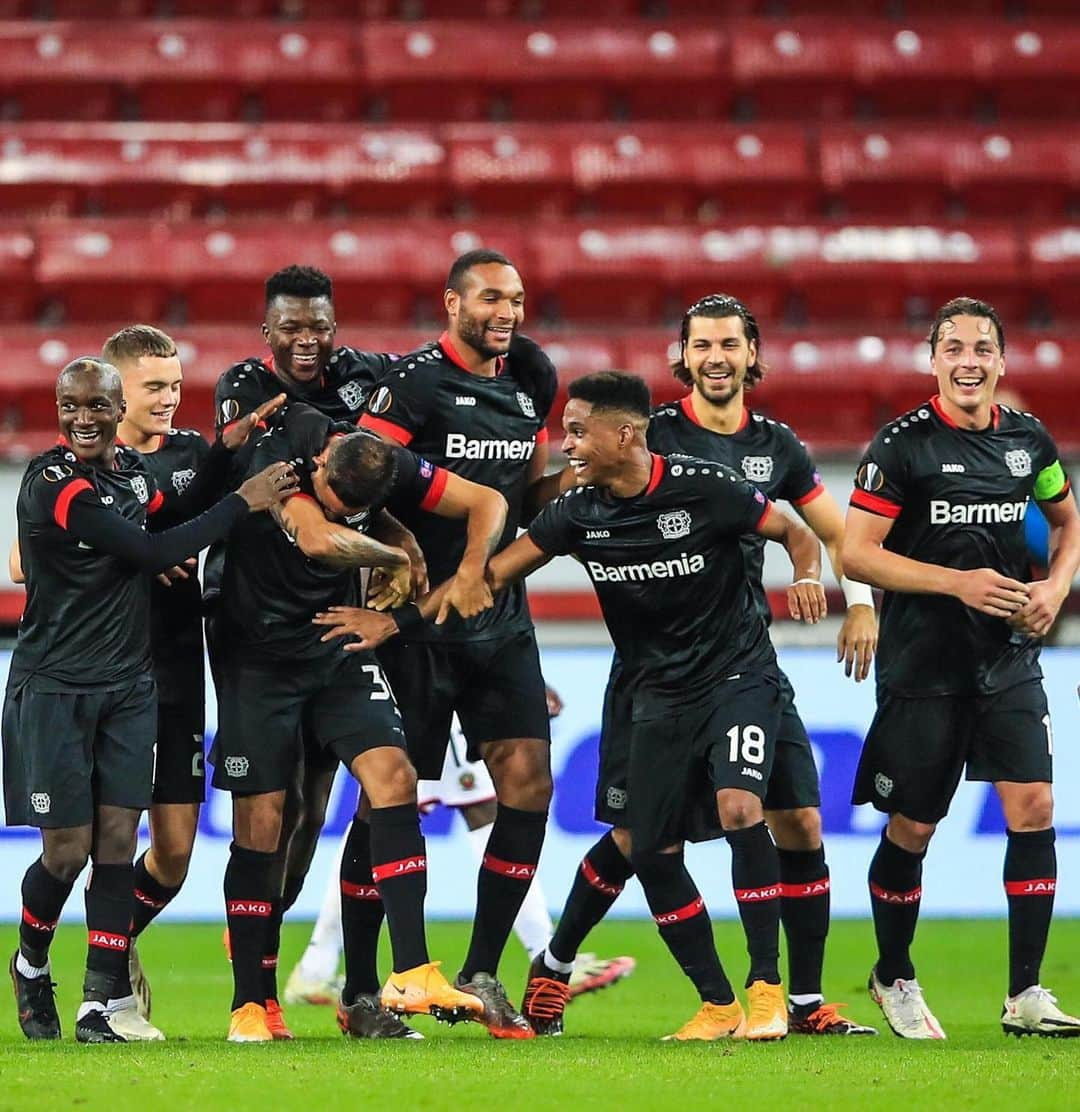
1,19,1078,121
0,219,1076,326
0,326,1074,458
3,122,1079,223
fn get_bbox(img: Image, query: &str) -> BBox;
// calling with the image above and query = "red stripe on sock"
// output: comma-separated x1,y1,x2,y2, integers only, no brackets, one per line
1005,878,1056,897
133,888,167,909
482,853,536,881
779,878,831,899
653,896,705,926
870,882,922,905
22,907,58,933
341,880,381,900
226,899,273,917
261,956,278,969
581,858,624,897
371,856,427,882
88,930,128,952
734,884,782,903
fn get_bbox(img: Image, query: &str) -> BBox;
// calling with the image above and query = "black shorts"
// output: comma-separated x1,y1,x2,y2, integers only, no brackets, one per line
596,663,810,827
211,650,406,795
152,702,206,806
626,670,783,854
377,630,550,780
2,677,157,828
852,680,1053,825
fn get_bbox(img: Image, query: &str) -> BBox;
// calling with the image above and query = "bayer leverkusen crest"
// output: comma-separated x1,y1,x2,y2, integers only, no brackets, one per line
516,391,536,418
657,510,692,540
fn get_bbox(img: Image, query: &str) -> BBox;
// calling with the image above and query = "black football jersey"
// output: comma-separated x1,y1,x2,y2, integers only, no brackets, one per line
137,429,213,708
850,396,1072,697
648,397,824,624
216,403,446,664
529,454,777,719
359,331,557,643
10,442,163,691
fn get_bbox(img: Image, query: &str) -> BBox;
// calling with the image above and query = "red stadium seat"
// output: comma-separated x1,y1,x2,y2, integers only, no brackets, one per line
985,23,1080,119
0,224,38,321
1028,225,1080,320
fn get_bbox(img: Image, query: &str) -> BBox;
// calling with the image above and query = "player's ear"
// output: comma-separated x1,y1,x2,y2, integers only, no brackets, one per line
261,322,271,343
444,288,458,317
747,338,758,368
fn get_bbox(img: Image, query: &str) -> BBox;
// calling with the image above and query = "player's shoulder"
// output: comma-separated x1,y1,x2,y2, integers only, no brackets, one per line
546,482,597,516
746,410,806,452
664,452,742,484
163,426,210,448
650,401,682,426
869,401,938,453
217,355,270,386
115,444,152,475
21,445,80,494
327,345,398,381
997,403,1049,436
506,332,557,391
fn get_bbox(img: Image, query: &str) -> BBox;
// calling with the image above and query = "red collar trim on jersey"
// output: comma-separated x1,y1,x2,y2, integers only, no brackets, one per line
931,394,1000,431
439,331,506,376
645,453,664,495
56,433,122,468
115,434,165,452
679,394,749,432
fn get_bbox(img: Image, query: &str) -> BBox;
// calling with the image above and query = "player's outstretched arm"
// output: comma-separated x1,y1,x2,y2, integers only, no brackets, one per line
798,488,877,681
274,493,410,574
757,504,826,623
1010,491,1080,638
312,534,551,652
842,505,1031,618
522,465,576,524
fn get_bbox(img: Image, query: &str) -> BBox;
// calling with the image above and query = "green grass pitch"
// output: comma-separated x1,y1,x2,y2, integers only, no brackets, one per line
3,918,1080,1110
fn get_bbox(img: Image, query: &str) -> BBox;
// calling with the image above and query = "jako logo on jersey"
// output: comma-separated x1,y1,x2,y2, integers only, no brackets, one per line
224,756,249,778
740,767,764,781
29,793,50,814
587,552,706,583
941,463,966,474
1004,449,1032,478
741,456,774,483
171,468,195,495
516,391,536,418
929,499,1028,525
455,395,477,406
586,529,611,539
336,380,366,411
367,386,393,415
130,475,149,504
445,433,536,461
657,510,692,540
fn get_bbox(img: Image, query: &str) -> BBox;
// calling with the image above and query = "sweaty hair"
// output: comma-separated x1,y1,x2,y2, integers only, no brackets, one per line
102,324,178,368
567,372,652,425
446,249,515,295
324,431,399,511
265,264,334,306
928,296,1005,353
56,356,123,400
673,293,766,389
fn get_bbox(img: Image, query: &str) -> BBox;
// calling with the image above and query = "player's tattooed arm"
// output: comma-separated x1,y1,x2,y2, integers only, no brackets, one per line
757,504,826,624
843,506,1030,618
278,495,409,572
1009,490,1080,638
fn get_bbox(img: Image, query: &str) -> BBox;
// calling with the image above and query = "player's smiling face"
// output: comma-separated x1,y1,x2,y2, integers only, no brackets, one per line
57,370,124,465
119,354,183,438
931,314,1005,419
263,295,337,386
562,398,623,487
446,263,524,361
682,315,756,407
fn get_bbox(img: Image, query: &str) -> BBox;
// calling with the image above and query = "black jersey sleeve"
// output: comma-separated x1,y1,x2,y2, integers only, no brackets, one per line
149,436,236,529
214,362,273,437
528,492,577,556
360,359,438,446
508,333,559,424
775,427,825,507
384,447,445,511
714,465,775,534
849,431,907,520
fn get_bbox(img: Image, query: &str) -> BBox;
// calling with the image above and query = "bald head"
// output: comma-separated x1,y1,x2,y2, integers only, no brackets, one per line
56,357,125,464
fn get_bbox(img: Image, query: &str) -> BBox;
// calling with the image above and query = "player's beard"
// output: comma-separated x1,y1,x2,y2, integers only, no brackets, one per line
455,309,515,361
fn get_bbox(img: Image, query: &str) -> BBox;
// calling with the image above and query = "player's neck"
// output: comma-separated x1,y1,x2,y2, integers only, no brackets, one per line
605,447,654,499
689,388,746,434
117,419,161,453
442,330,498,378
935,393,995,431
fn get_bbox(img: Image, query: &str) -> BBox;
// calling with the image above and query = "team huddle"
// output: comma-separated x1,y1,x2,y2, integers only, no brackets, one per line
4,249,1079,1046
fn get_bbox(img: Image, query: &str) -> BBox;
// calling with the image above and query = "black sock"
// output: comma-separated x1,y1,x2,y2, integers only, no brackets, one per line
224,843,275,1011
632,849,734,1005
341,819,385,1001
461,803,548,981
868,828,925,985
262,899,283,1003
131,852,182,939
281,873,305,914
778,845,830,999
84,863,134,1005
20,857,74,969
727,822,781,987
1004,827,1056,998
370,804,428,973
548,832,635,968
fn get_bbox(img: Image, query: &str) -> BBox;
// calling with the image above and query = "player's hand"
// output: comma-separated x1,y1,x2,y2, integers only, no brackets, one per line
154,556,198,588
437,566,494,624
396,529,429,598
837,603,877,681
313,605,397,651
236,461,299,511
1007,578,1066,639
955,568,1030,618
221,393,288,451
366,558,413,612
545,684,564,718
788,578,827,624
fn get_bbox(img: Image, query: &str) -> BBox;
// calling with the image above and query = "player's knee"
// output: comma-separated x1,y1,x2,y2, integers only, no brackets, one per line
488,742,552,811
887,814,936,853
1001,785,1054,832
766,807,821,850
611,827,633,859
382,759,418,806
233,795,285,853
717,790,763,831
148,846,191,888
42,832,91,883
628,846,680,883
